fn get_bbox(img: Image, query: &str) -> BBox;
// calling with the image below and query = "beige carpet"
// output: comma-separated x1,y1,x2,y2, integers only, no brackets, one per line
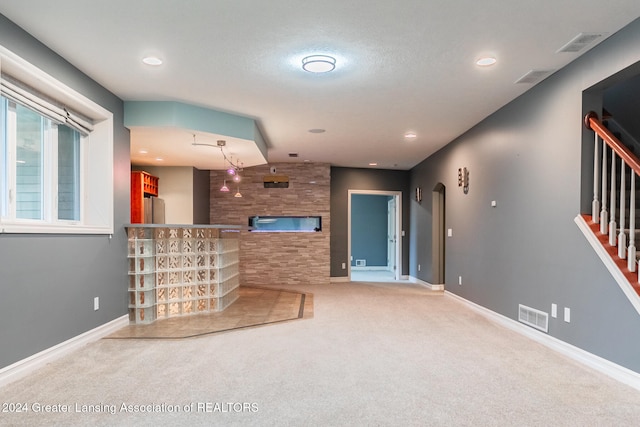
1,281,639,426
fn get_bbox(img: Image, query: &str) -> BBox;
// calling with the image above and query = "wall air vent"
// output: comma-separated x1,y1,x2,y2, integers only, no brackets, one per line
518,304,549,333
515,70,554,84
556,32,604,53
264,175,289,188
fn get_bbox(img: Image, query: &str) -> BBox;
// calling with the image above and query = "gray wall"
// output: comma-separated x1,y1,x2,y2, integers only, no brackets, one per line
351,194,390,267
331,167,410,277
0,15,129,369
193,168,210,224
410,18,640,372
604,73,640,141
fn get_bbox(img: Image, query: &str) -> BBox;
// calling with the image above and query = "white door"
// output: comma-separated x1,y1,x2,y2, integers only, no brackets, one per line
387,198,397,276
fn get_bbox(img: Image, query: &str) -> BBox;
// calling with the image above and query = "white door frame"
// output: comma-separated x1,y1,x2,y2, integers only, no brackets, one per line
348,190,402,281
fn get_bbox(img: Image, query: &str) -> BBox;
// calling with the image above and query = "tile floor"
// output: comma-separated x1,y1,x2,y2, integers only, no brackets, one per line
107,286,313,339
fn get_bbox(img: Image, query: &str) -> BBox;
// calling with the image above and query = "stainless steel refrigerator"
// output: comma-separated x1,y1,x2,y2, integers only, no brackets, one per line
143,196,165,224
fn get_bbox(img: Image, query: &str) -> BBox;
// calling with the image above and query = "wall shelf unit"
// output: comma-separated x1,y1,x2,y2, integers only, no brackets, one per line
131,171,159,223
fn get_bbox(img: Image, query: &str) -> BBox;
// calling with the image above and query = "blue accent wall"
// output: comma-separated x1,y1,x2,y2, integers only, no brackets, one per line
351,195,390,266
124,101,268,161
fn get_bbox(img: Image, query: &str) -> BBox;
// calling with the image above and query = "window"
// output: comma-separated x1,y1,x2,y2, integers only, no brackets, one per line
1,98,81,221
248,216,322,232
0,45,114,234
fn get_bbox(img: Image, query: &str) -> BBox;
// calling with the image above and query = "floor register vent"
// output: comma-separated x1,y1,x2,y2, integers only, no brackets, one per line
518,304,549,333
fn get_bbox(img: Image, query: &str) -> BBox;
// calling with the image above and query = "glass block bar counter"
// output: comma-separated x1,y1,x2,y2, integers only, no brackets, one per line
126,225,242,324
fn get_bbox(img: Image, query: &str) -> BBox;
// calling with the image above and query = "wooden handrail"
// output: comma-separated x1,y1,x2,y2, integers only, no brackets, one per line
585,111,640,177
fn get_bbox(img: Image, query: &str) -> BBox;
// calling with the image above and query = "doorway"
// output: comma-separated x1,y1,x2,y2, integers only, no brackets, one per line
432,183,446,284
348,190,402,282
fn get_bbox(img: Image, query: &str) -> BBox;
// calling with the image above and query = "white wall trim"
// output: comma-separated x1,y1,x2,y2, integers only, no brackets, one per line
348,190,402,282
446,290,640,392
0,315,128,389
408,275,445,291
351,266,388,271
574,214,640,315
330,276,350,283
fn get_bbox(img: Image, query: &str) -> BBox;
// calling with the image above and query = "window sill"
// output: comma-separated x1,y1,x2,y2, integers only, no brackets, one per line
0,223,114,235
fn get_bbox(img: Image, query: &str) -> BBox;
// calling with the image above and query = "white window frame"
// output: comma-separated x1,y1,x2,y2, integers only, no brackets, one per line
0,46,114,234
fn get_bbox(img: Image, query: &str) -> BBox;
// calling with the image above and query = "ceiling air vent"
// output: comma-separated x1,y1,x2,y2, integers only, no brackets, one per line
518,304,549,333
556,32,604,53
515,70,554,84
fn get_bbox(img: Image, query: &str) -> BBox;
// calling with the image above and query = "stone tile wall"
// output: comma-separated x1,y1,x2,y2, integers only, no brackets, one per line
210,162,330,286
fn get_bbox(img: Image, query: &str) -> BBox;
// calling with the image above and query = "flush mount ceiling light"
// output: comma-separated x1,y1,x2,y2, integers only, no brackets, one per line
142,56,163,66
404,132,417,139
476,56,497,67
302,55,336,73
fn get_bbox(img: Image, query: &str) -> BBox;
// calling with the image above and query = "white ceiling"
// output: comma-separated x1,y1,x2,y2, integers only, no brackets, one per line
1,1,639,170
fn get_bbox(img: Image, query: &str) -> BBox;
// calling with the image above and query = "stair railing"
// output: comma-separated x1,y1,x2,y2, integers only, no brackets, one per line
585,111,640,273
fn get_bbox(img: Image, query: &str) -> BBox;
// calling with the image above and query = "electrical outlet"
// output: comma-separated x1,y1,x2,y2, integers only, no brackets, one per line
94,297,99,311
564,307,571,323
341,262,346,269
551,303,557,318
458,276,462,285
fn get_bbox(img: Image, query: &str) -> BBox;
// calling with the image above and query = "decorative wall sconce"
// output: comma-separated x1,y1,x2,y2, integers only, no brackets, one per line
458,167,469,194
415,187,423,203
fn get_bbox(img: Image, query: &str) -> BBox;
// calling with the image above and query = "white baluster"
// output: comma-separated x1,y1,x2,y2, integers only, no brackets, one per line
629,173,636,271
609,151,617,246
618,161,626,258
601,142,608,234
593,133,600,222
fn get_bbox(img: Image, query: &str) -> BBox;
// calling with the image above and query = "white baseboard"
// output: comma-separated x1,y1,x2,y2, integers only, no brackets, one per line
0,315,129,389
445,291,640,392
351,266,389,271
330,276,349,283
408,275,445,291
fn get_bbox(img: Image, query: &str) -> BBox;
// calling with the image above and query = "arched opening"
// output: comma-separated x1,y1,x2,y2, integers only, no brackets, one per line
432,183,446,284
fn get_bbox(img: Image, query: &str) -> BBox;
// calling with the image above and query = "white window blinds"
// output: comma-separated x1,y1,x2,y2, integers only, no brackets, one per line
0,73,94,136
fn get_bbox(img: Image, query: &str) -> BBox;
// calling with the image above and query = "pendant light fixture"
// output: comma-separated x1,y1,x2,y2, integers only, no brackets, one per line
191,134,243,196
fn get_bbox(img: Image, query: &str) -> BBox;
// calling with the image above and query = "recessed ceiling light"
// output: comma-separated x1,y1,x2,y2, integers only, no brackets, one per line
369,162,378,166
308,128,326,133
302,55,336,73
476,57,497,67
139,149,148,154
404,132,417,139
142,56,163,66
155,157,164,161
